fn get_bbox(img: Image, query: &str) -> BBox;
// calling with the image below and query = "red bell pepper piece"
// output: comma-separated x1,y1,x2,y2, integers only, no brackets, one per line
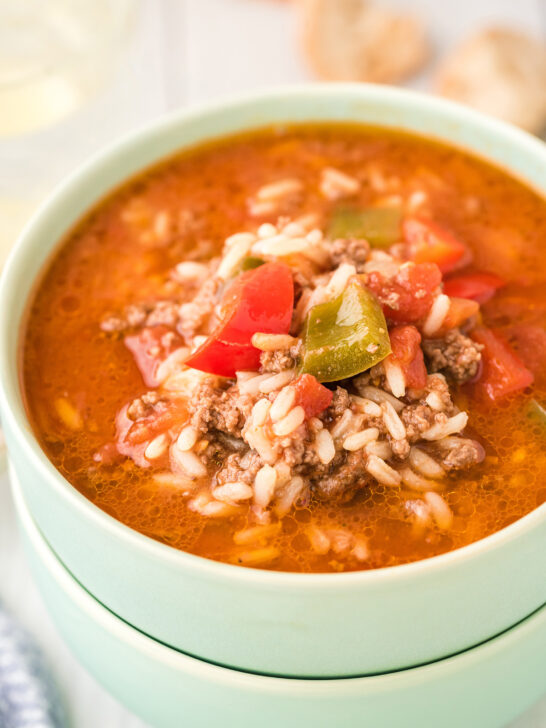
366,262,442,324
292,374,333,418
186,262,294,377
125,325,185,387
403,217,468,274
388,325,427,389
471,327,534,400
444,272,505,304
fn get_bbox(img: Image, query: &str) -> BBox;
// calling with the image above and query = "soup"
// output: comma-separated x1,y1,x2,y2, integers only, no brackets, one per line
22,124,546,572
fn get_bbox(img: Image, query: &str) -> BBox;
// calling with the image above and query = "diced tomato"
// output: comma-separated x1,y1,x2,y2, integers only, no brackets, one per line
388,325,427,389
438,297,480,334
471,327,534,401
292,374,333,418
366,262,442,323
403,217,468,274
125,326,185,387
504,324,546,382
444,272,505,304
186,262,294,377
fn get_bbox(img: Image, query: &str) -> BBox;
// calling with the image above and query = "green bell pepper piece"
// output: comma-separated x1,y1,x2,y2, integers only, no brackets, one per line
327,206,402,248
300,281,391,382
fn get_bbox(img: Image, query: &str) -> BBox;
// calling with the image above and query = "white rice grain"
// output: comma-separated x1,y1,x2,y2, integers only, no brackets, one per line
320,167,360,200
259,369,296,394
153,472,197,494
239,372,275,395
306,525,331,555
409,447,445,479
324,263,357,299
330,410,357,440
366,455,401,486
251,333,297,352
233,546,280,565
315,428,336,464
421,412,468,441
359,385,404,413
213,481,254,504
176,425,199,452
245,427,277,465
174,261,209,282
425,391,445,412
422,294,451,337
343,428,379,451
381,401,406,441
256,178,303,202
272,406,305,437
171,447,207,478
251,398,272,427
351,395,382,417
424,491,453,530
254,464,278,508
233,523,281,546
365,440,393,460
351,538,369,562
399,467,443,492
274,476,305,517
216,234,255,280
257,222,278,239
144,433,169,460
269,387,296,423
383,359,406,398
253,235,311,257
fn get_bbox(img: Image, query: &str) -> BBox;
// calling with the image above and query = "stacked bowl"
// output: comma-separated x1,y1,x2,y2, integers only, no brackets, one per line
1,85,545,726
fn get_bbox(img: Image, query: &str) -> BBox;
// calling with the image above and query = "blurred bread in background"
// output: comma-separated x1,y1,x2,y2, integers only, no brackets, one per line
436,28,546,134
297,0,430,83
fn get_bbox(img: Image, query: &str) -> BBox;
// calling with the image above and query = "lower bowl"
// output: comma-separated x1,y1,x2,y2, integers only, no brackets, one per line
12,466,546,728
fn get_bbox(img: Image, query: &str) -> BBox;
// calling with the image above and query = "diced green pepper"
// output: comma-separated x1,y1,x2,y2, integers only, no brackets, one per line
240,256,265,272
300,281,391,382
327,206,402,248
526,399,546,427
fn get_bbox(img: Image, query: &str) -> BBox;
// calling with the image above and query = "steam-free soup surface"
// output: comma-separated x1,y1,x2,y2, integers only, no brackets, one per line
23,124,546,572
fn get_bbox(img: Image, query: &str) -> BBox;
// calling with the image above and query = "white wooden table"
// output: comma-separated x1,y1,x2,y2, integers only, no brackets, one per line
1,1,545,725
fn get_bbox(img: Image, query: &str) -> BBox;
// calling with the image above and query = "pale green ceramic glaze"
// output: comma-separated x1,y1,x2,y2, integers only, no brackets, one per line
1,85,545,678
12,469,546,728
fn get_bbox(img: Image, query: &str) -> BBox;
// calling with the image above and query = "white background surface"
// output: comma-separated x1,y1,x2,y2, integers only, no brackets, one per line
1,1,545,726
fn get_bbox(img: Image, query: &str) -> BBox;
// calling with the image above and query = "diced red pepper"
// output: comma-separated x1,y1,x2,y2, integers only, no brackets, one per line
471,327,534,400
366,262,442,324
388,325,427,389
125,326,185,387
186,262,294,377
292,374,333,418
438,297,480,334
403,217,468,274
444,272,505,304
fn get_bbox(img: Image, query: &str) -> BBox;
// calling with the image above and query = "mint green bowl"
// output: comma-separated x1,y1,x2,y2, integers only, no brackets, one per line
1,85,545,678
12,467,546,728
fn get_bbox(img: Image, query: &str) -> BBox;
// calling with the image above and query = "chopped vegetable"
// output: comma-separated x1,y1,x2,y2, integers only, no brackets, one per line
444,271,505,304
125,325,185,387
403,217,467,274
503,324,546,381
366,262,442,323
292,374,333,418
237,256,265,273
471,327,534,400
186,262,294,377
440,297,480,333
328,206,402,248
388,325,427,389
526,399,546,427
300,281,391,382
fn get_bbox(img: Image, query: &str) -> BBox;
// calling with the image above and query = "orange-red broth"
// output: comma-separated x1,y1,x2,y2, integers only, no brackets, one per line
22,124,546,572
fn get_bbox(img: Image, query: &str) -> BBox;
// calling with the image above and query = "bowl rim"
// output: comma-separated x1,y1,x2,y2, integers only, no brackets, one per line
12,464,546,692
2,82,545,589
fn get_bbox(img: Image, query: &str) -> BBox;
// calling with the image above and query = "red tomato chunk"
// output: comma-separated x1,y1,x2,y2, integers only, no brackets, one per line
388,325,427,389
125,325,185,387
403,217,468,274
471,327,534,400
366,262,442,324
292,374,333,418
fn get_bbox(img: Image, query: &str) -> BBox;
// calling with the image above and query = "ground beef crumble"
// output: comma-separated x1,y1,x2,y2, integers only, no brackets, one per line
423,329,483,384
330,237,371,273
